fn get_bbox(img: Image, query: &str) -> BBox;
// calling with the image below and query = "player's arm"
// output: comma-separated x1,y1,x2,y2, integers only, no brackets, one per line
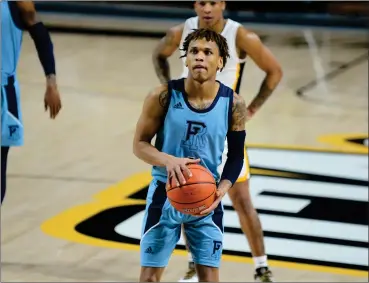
236,27,283,119
133,85,173,166
200,93,247,215
16,1,56,86
219,93,247,190
133,85,200,185
15,1,61,118
152,24,183,84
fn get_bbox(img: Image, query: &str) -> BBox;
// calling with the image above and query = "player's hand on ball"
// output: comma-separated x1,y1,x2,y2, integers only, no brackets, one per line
199,181,230,215
165,156,201,187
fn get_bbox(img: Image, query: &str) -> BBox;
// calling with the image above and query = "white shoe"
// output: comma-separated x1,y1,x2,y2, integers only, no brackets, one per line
178,267,198,282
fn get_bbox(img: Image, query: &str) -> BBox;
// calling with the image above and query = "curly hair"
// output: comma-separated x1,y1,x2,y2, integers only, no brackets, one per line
180,28,230,71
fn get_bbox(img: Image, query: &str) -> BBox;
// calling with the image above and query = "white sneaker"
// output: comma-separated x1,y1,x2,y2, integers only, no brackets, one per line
178,267,198,282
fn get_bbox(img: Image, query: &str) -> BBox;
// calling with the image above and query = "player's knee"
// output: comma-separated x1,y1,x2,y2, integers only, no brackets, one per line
196,266,219,282
140,272,160,282
230,181,254,214
141,275,159,282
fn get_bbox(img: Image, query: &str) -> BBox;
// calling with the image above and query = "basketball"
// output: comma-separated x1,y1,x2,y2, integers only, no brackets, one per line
166,164,217,215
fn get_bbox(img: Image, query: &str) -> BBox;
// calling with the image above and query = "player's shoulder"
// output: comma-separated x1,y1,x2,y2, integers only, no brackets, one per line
235,24,262,44
147,78,183,103
217,81,235,97
148,83,168,97
166,22,185,39
144,83,171,110
231,91,246,111
146,83,168,102
167,16,198,35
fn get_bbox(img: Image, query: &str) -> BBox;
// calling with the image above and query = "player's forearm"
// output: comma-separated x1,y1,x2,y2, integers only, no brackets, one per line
46,74,57,88
133,141,171,167
247,70,282,115
218,179,232,191
153,54,171,84
28,22,56,78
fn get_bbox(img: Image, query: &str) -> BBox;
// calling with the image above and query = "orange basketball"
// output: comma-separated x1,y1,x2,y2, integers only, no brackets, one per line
166,164,217,215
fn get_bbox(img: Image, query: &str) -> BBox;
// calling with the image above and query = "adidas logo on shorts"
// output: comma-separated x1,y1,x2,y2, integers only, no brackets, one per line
145,246,154,254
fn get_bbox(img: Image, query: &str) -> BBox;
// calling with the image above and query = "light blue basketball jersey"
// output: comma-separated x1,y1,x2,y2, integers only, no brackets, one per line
1,0,24,147
152,78,233,183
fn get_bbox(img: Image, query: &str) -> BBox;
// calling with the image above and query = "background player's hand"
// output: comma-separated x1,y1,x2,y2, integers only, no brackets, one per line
44,75,62,119
165,156,201,187
246,107,255,122
199,180,231,215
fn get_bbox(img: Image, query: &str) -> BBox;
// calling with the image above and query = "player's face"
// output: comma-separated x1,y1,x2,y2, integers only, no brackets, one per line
194,1,225,28
186,39,223,83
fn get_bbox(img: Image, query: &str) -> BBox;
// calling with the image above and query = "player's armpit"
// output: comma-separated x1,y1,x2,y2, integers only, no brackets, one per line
230,92,247,131
133,84,171,167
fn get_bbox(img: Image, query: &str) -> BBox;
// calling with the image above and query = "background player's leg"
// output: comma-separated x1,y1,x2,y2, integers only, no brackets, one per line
228,150,273,282
179,225,198,282
1,146,10,204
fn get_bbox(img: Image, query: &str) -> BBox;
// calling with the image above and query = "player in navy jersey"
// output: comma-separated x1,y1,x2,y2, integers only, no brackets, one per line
1,1,62,205
133,29,247,282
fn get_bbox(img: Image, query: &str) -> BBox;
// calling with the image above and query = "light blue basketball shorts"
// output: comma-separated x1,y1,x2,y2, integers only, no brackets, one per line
1,75,24,147
140,179,224,268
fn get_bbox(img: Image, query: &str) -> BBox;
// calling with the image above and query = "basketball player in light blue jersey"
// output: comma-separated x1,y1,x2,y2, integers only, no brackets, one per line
1,1,62,204
133,29,247,282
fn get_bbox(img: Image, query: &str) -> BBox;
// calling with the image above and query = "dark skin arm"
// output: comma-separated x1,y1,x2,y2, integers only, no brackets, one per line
200,92,247,215
133,85,200,186
15,1,62,119
152,24,183,84
236,27,283,119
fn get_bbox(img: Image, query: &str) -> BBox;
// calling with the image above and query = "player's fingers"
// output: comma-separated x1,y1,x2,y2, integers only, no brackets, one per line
200,198,220,215
216,189,225,198
168,170,180,187
180,164,192,179
186,158,201,164
174,166,186,185
55,102,62,117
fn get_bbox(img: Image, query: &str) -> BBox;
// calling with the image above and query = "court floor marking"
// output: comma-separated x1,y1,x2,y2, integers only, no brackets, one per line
41,138,368,279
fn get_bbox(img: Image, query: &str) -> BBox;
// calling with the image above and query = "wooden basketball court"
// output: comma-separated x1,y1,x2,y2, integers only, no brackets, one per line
1,22,368,282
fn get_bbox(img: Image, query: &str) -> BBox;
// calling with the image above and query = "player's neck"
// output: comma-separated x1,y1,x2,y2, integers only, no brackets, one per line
185,78,219,99
199,18,226,34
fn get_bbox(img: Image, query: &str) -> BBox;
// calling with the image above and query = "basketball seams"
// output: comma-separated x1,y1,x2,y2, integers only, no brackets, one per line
166,181,216,192
188,166,214,177
167,166,216,190
168,190,216,205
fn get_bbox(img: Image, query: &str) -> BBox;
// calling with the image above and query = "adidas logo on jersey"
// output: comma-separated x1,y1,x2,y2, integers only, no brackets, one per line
173,102,183,109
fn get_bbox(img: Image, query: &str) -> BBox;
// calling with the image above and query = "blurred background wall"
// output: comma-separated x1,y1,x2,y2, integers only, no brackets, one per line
34,1,369,36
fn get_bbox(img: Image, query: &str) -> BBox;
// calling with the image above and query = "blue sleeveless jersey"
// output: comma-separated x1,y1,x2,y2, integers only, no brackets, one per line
152,78,233,183
1,1,23,83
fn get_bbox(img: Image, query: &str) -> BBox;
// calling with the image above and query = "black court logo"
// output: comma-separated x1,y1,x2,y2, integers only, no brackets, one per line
41,140,368,277
182,120,207,150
